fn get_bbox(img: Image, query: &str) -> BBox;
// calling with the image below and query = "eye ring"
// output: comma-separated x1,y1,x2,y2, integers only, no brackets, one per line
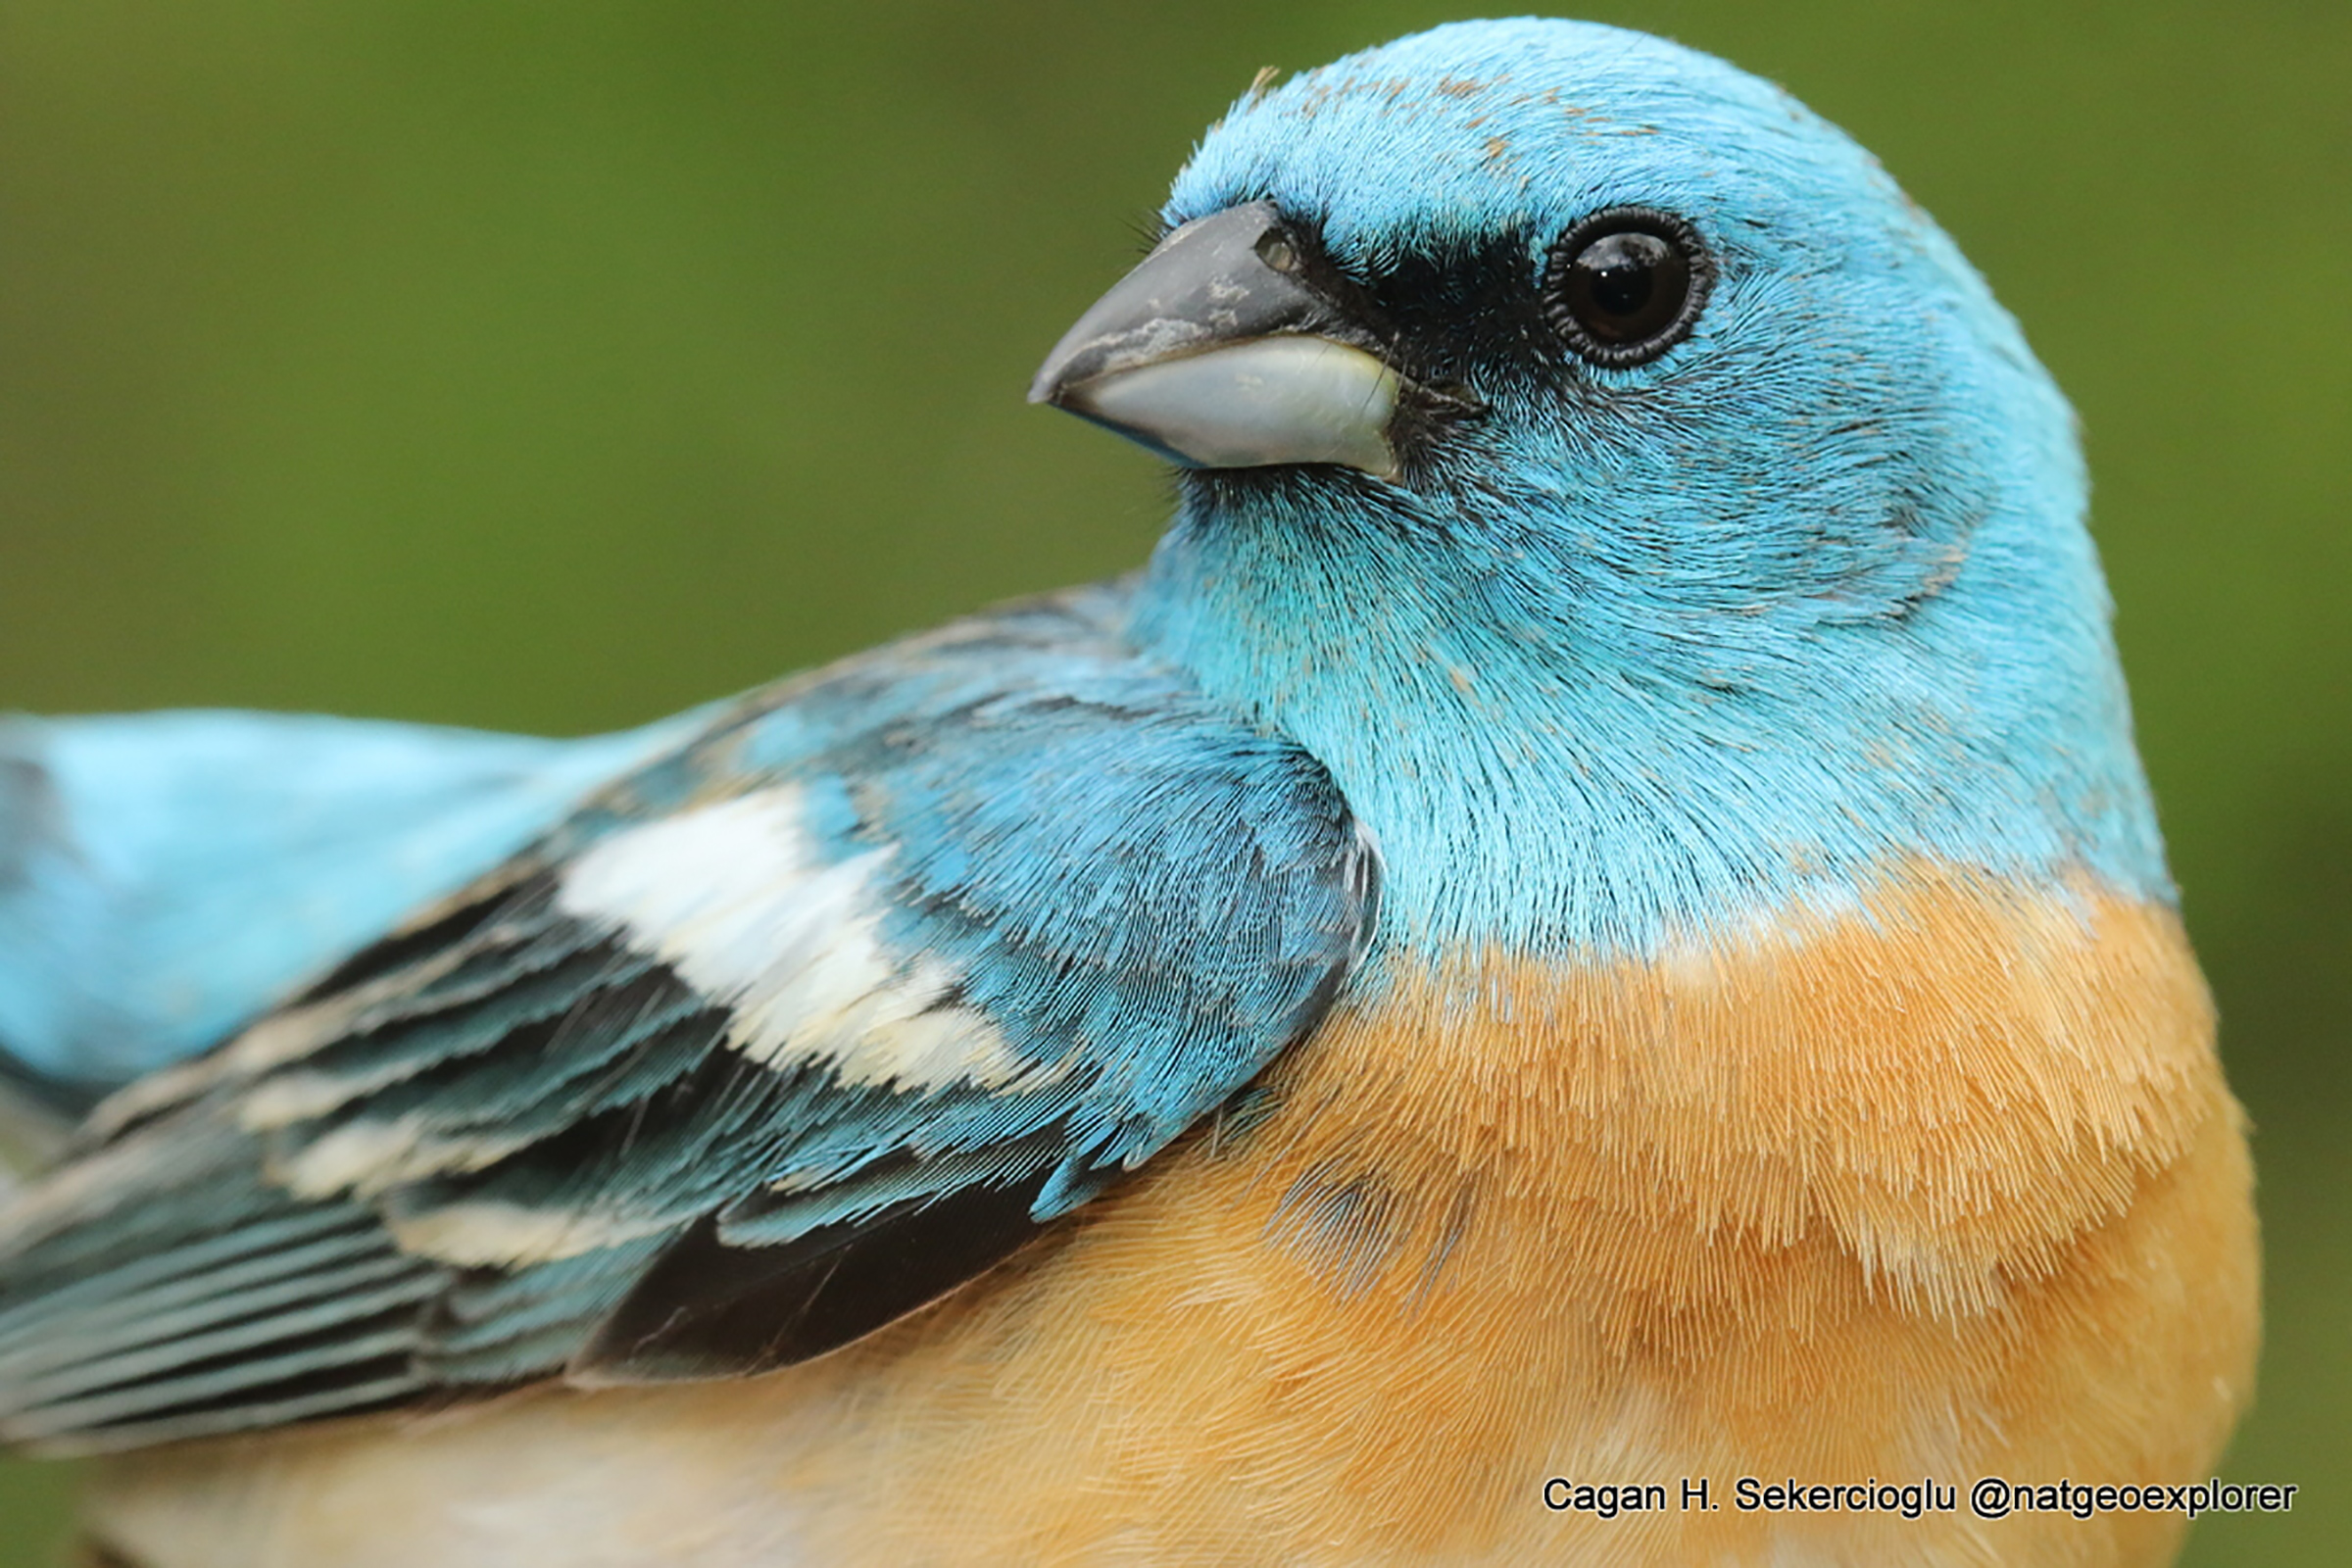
1543,207,1714,368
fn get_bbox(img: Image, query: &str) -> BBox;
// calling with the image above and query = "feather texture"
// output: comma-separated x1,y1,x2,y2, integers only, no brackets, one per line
0,709,710,1108
0,19,2258,1565
0,588,1375,1449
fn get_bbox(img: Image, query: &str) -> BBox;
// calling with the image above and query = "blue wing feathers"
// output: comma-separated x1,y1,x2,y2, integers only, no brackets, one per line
0,708,710,1100
0,1120,438,1447
428,1238,669,1365
0,585,1379,1449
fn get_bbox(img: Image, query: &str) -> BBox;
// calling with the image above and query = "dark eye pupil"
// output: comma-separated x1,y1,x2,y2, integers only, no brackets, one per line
1544,209,1710,368
1568,231,1684,344
1580,232,1667,320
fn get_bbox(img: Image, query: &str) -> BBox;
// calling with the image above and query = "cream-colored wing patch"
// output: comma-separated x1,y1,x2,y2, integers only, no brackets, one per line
554,788,1024,1092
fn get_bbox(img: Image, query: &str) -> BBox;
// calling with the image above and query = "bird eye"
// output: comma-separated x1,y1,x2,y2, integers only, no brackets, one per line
1544,208,1712,368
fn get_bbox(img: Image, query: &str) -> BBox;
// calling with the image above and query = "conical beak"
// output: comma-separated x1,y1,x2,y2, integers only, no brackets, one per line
1028,202,1401,479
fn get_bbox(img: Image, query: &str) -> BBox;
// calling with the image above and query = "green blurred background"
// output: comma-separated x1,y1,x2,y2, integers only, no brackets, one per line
0,1,2342,1561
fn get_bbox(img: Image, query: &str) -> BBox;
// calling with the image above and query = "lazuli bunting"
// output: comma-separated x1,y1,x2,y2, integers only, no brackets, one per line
0,19,2256,1566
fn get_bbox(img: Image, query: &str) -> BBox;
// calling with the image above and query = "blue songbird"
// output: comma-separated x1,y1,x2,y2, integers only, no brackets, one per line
0,20,2255,1567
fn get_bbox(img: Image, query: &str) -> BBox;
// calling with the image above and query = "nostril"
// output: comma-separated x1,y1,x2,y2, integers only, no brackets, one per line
1254,231,1303,274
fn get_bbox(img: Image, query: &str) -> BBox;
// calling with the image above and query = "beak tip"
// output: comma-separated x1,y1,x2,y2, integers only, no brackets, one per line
1028,348,1089,409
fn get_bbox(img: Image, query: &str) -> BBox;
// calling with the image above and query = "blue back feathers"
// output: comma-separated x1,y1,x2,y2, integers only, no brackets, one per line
0,710,707,1100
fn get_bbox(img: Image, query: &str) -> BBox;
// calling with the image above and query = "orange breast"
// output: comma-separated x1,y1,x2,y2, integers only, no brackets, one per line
91,867,2257,1568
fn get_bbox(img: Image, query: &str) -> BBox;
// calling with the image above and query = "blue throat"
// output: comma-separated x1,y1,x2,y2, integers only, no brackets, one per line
1128,465,2168,959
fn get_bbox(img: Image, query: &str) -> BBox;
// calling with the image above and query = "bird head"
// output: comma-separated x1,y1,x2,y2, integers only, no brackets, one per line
1032,20,2168,955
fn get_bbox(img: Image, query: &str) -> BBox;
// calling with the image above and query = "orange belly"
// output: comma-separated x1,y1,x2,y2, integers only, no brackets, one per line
91,868,2258,1568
